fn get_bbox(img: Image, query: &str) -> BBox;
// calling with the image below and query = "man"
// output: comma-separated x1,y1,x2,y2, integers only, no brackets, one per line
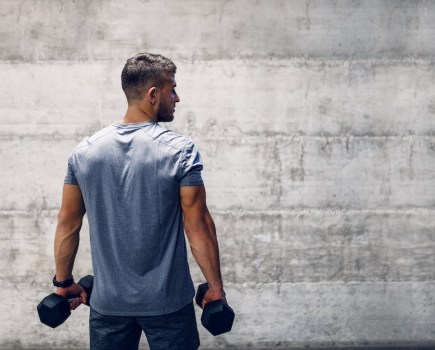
52,52,226,350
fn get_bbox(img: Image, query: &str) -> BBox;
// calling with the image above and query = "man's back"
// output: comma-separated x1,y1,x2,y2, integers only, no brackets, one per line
65,121,204,316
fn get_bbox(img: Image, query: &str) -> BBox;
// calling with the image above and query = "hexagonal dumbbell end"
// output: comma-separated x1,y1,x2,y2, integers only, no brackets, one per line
37,293,70,328
201,299,235,336
195,283,235,336
77,275,93,306
195,283,209,308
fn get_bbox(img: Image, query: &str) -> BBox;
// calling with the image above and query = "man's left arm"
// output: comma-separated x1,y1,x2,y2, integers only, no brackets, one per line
53,184,87,307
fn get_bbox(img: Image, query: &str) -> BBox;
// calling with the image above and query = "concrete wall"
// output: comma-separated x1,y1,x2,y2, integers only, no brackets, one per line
1,0,435,348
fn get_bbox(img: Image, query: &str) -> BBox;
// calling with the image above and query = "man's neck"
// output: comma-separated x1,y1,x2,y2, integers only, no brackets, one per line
121,105,157,124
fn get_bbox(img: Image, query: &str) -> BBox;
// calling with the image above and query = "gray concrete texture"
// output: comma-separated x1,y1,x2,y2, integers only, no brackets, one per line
1,0,435,349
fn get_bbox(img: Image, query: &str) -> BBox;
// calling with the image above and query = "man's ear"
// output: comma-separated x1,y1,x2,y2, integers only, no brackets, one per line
147,87,158,105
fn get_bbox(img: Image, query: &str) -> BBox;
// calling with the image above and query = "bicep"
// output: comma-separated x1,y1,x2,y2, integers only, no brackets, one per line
58,184,86,222
180,184,205,204
180,185,208,226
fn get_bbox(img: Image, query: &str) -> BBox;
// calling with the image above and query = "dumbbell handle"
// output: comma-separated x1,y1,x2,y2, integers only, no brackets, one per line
67,296,83,303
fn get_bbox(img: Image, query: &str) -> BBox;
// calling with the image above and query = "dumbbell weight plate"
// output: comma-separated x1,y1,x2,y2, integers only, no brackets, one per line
37,293,71,328
201,300,235,336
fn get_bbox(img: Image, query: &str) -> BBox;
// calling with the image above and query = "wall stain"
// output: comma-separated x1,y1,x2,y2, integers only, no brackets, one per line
290,134,305,182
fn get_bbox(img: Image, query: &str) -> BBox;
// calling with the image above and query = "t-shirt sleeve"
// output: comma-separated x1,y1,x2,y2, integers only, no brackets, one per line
179,139,204,187
64,157,79,185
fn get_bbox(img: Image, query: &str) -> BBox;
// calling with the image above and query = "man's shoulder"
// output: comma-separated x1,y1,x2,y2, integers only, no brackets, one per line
88,124,115,143
149,124,195,152
72,125,115,155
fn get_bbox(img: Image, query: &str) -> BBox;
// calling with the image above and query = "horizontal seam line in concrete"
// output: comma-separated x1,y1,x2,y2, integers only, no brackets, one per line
0,348,433,350
1,134,435,141
2,208,435,217
212,208,435,215
1,57,435,65
0,53,435,62
6,281,435,288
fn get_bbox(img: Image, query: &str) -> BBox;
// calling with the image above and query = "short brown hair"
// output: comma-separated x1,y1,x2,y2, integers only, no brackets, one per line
121,52,177,102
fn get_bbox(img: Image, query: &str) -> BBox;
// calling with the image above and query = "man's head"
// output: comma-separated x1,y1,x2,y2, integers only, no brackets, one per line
121,53,179,122
121,53,176,101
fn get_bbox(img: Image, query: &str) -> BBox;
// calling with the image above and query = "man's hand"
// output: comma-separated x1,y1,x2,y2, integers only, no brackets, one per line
201,288,227,309
55,283,87,310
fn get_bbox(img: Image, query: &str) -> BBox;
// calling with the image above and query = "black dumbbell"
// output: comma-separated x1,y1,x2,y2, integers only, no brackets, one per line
195,283,235,336
37,275,94,328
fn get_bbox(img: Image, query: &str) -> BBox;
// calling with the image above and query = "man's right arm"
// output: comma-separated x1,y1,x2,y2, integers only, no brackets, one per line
180,185,226,305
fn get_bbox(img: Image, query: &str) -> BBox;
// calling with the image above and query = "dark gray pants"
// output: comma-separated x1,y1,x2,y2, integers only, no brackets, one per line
89,302,200,350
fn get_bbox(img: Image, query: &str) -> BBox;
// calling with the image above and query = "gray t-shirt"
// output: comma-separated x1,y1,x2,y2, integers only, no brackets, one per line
64,121,204,316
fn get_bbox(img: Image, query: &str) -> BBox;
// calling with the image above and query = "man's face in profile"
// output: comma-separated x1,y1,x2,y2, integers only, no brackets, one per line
156,75,180,123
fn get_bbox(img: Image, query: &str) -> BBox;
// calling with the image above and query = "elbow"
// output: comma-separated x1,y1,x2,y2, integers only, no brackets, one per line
57,211,84,233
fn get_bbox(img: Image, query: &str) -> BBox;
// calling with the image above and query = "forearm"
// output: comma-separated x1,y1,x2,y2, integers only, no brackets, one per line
186,213,223,292
54,219,82,281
